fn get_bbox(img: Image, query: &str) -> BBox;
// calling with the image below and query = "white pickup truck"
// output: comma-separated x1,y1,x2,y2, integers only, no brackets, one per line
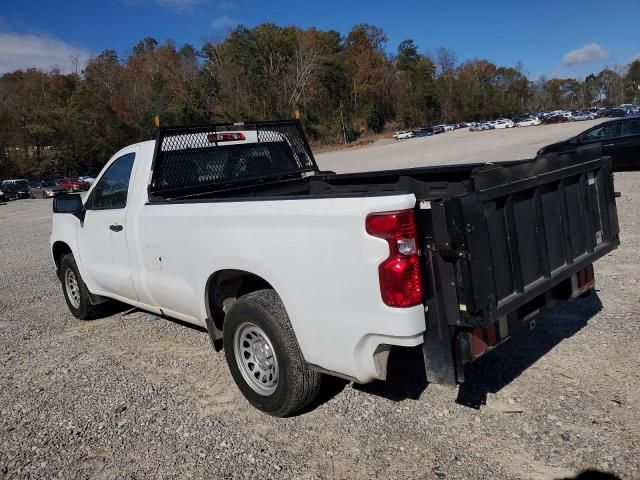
51,120,620,416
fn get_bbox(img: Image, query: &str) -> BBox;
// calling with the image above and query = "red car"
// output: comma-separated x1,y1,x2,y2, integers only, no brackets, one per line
56,177,90,192
542,115,569,125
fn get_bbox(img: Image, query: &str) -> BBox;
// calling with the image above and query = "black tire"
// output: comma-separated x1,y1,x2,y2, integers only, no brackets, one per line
42,192,46,199
59,254,101,320
223,289,322,417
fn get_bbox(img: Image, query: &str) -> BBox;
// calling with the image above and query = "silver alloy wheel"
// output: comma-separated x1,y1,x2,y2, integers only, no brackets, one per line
65,269,81,309
233,322,279,395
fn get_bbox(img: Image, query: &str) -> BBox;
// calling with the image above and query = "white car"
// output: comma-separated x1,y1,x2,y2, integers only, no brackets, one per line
516,117,541,127
396,130,416,140
78,176,96,184
434,124,454,132
394,131,415,139
49,120,618,416
488,119,514,129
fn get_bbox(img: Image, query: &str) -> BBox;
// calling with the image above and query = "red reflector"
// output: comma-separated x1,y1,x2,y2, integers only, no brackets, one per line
207,132,246,143
366,209,422,308
471,327,485,356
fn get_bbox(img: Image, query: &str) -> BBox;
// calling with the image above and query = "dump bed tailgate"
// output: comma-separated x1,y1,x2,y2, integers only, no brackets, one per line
421,149,619,384
427,150,619,328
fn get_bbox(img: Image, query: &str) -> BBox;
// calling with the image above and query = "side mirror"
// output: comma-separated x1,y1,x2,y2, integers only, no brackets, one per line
53,194,85,221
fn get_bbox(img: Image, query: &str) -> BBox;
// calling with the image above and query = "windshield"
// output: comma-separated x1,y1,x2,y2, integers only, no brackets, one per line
42,181,57,187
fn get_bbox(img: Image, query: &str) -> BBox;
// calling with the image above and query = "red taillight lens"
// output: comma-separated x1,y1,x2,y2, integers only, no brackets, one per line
207,132,246,143
366,209,423,307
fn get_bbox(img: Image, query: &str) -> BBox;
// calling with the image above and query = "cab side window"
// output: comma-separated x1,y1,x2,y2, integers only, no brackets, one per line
90,153,135,210
620,120,640,137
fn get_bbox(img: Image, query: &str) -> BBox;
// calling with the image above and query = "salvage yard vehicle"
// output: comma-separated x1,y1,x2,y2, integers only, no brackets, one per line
394,130,416,140
1,180,30,200
50,120,620,416
515,117,541,127
29,180,65,198
538,115,640,171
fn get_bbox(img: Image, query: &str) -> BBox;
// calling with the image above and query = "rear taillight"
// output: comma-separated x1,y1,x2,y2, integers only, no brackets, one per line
366,209,423,307
207,132,246,143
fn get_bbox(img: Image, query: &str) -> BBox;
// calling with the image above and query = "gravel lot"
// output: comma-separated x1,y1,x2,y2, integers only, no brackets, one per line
1,128,639,479
316,119,605,173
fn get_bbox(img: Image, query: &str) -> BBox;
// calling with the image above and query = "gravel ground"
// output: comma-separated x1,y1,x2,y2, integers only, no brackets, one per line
316,119,605,173
1,159,639,478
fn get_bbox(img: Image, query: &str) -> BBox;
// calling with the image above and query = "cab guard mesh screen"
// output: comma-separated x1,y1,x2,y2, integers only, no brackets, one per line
149,120,317,198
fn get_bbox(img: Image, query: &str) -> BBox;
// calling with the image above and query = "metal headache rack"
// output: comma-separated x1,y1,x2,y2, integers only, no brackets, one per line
149,120,318,199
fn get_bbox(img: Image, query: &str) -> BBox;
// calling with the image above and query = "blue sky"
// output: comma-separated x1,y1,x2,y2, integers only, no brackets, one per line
1,0,639,78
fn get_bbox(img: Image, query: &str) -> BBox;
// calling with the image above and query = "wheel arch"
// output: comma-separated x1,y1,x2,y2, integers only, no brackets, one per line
204,269,275,347
52,241,73,271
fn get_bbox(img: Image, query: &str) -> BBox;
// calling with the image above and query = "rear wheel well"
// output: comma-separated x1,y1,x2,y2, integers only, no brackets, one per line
205,269,274,339
52,241,72,270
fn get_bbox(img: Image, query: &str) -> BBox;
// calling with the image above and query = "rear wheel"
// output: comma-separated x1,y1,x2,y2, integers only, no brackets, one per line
60,254,101,320
223,289,322,417
42,192,46,199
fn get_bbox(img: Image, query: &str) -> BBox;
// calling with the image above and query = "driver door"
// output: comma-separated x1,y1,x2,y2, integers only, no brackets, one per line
77,149,139,301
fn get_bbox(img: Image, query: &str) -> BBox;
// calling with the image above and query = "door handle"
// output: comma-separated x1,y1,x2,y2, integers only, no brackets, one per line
109,224,123,232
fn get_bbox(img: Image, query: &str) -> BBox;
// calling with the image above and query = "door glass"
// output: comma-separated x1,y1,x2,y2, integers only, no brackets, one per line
620,120,640,137
579,123,620,142
91,153,135,209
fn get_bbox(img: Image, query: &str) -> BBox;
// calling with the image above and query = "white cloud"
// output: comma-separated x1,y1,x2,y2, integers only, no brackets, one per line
211,15,238,30
0,32,93,74
563,43,610,67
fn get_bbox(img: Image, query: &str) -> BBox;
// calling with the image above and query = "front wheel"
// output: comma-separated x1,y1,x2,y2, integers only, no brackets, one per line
223,289,322,417
59,254,101,320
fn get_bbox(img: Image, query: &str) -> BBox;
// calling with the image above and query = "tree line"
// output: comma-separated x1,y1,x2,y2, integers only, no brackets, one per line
1,23,639,178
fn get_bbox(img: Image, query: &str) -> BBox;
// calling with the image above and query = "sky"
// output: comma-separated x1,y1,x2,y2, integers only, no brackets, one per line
1,0,639,79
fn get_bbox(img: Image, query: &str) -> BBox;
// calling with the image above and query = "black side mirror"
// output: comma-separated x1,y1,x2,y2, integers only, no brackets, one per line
53,194,85,221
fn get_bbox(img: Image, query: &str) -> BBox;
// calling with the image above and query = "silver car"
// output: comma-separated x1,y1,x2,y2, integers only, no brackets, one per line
29,180,65,198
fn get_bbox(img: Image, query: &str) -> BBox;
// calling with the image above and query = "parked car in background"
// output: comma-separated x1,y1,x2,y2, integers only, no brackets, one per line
56,177,90,192
30,180,65,198
542,115,569,125
414,128,434,137
434,124,453,132
2,179,31,199
537,115,640,171
394,131,416,140
569,111,597,121
515,117,541,127
489,119,515,129
469,123,491,131
78,176,96,184
607,108,628,118
1,180,31,199
432,125,446,134
0,188,7,202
